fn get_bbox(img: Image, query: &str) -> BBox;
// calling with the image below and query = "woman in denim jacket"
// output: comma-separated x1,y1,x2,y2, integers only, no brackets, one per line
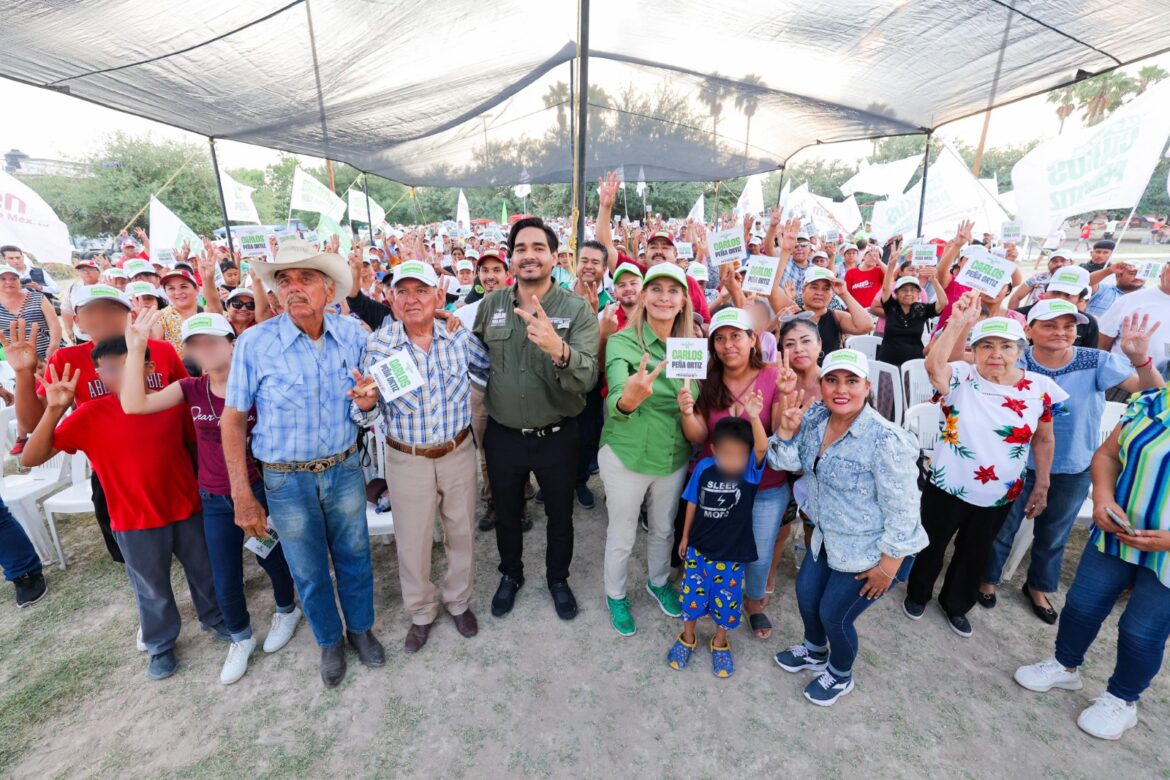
767,348,928,707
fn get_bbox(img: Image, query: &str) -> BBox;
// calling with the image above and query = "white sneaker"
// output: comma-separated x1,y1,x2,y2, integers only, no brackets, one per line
1077,692,1138,740
219,637,256,685
1014,658,1083,692
263,607,302,653
136,626,147,653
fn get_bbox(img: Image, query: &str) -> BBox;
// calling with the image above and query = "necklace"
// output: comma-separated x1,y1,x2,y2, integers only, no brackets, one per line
205,378,221,424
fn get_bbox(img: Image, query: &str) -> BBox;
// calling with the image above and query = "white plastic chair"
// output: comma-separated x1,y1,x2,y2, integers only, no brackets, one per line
0,404,15,451
901,359,934,409
902,402,943,458
845,334,882,361
365,432,395,543
868,359,904,424
0,361,15,393
1,451,69,566
41,452,94,570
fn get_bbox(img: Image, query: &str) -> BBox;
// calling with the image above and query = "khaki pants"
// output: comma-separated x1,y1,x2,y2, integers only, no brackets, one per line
470,384,492,505
384,436,477,624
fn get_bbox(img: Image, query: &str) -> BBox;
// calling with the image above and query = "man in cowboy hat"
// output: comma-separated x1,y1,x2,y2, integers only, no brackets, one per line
223,239,384,688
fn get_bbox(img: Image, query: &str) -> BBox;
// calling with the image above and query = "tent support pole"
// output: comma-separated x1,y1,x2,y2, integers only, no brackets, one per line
364,174,375,238
916,131,932,236
775,166,786,209
572,0,590,251
208,138,235,255
1112,203,1141,247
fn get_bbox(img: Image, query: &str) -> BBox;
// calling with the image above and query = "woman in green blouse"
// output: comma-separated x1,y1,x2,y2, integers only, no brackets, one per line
599,263,694,637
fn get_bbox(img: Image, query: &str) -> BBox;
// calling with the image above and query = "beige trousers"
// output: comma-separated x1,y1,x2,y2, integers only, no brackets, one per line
384,436,477,624
470,384,492,504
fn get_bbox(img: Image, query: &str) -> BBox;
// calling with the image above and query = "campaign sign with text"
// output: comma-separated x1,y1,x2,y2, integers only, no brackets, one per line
954,247,1015,295
666,338,708,379
706,227,747,266
237,232,270,259
370,349,425,402
1001,221,1023,244
742,255,780,294
911,242,938,266
675,241,694,259
1137,261,1164,281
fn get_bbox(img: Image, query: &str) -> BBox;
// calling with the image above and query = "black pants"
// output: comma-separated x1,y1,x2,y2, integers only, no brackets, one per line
907,482,1010,616
485,417,578,583
91,472,124,563
575,383,603,486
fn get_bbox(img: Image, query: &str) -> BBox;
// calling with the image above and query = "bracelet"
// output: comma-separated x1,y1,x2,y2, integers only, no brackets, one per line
1132,356,1152,370
877,565,896,580
552,342,570,369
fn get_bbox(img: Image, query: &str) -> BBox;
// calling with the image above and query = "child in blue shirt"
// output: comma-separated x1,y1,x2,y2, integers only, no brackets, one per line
669,391,767,678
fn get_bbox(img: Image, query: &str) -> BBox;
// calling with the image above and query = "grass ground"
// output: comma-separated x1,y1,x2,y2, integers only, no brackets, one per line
1,475,1166,779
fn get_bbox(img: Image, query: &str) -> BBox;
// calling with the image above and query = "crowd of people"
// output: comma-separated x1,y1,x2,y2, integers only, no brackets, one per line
0,172,1168,741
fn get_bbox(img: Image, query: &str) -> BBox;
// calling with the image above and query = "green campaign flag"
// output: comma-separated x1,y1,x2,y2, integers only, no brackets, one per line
501,200,507,225
316,213,352,257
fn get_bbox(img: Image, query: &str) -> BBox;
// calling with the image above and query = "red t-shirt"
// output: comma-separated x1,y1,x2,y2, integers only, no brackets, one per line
845,266,885,308
51,395,200,532
617,251,711,323
39,340,188,405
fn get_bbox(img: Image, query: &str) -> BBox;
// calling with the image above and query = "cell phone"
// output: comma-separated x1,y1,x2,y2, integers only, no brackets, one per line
1105,506,1137,536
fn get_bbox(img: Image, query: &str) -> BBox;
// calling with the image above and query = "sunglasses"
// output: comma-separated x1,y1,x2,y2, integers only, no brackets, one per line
779,310,816,323
228,299,255,311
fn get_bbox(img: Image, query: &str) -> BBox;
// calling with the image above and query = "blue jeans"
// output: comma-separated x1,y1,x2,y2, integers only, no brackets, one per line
796,546,914,678
1055,541,1170,702
262,451,374,647
0,498,40,581
745,485,790,600
983,468,1092,592
201,483,298,642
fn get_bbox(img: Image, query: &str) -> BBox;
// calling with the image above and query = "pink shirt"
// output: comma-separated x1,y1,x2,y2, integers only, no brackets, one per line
701,365,786,490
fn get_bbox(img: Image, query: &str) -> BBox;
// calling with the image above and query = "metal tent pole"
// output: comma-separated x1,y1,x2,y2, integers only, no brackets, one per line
363,173,375,241
573,0,590,251
916,131,933,236
775,166,786,209
208,138,235,255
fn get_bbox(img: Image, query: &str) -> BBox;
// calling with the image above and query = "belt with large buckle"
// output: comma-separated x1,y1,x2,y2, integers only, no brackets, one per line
386,427,471,459
263,442,360,474
519,420,565,438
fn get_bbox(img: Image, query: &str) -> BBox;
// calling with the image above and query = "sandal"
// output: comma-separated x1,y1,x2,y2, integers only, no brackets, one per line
667,633,695,671
748,611,773,639
710,637,734,678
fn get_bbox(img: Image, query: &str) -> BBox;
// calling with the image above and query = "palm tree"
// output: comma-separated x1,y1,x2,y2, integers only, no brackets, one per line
1136,65,1169,94
699,74,727,147
1046,86,1077,134
734,74,766,164
543,82,570,139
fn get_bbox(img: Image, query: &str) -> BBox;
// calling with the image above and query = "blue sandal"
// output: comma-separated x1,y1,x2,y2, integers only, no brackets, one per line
667,633,695,670
711,638,734,678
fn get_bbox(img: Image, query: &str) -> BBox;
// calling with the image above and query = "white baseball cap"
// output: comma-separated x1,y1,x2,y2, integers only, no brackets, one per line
73,284,131,310
819,348,870,378
1026,298,1089,325
1045,266,1091,296
795,232,811,243
643,263,688,288
180,313,234,343
126,281,163,300
392,260,439,287
893,276,923,291
748,232,765,246
123,259,156,278
802,267,836,287
226,287,256,302
614,262,645,284
685,263,708,283
969,316,1026,344
456,260,475,273
103,268,129,280
0,264,20,278
709,307,752,334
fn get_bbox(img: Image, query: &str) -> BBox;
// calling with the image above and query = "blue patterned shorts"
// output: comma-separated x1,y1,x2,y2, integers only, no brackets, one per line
678,547,743,630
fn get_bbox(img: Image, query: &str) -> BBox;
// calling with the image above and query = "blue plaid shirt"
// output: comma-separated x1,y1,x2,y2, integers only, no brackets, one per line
227,312,367,463
351,320,491,446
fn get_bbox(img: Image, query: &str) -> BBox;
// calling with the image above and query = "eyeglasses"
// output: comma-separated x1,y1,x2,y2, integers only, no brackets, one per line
778,310,816,323
228,299,255,311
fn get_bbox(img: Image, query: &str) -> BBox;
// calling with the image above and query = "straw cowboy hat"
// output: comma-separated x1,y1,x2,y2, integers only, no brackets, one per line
251,239,351,305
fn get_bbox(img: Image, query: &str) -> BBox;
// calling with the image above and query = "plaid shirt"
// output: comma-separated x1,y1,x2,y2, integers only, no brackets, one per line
351,319,490,446
227,312,367,463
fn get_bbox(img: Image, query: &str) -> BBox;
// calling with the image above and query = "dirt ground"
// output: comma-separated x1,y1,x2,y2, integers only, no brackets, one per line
1,474,1167,780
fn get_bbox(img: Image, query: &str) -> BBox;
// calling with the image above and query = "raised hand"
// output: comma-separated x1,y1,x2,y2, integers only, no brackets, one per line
578,279,600,313
829,278,849,297
347,368,379,411
953,219,974,246
1119,312,1160,364
743,388,765,420
598,171,620,211
678,377,696,416
775,389,810,440
126,309,160,353
599,302,620,340
0,319,40,374
513,297,564,357
949,290,982,327
780,218,800,254
620,353,667,412
197,251,217,282
326,235,341,255
783,279,797,302
775,350,798,395
36,362,79,411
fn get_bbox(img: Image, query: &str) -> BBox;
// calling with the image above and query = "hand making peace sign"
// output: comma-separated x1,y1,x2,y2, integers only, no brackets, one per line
513,296,566,359
619,353,667,413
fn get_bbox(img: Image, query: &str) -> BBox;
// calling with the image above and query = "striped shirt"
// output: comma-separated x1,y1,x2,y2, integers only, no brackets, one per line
1091,386,1170,588
351,319,490,446
0,290,51,358
226,312,366,463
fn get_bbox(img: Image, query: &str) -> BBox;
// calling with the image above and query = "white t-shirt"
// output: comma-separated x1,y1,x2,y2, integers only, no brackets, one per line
455,298,481,332
930,362,1069,507
1098,286,1170,372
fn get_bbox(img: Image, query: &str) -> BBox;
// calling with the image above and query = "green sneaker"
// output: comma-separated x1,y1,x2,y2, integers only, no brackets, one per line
607,597,636,636
646,581,682,618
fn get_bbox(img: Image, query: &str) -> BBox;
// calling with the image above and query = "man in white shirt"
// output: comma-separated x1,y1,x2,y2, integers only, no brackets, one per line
1098,261,1170,376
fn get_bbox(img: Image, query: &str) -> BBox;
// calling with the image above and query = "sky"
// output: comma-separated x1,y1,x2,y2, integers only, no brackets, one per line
4,51,1169,180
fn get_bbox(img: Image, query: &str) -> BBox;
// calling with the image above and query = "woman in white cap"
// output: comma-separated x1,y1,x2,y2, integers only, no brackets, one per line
119,309,301,685
792,266,873,353
768,348,927,707
126,281,166,340
681,307,789,638
905,292,1068,638
599,262,694,637
874,257,948,366
0,264,59,360
157,269,202,355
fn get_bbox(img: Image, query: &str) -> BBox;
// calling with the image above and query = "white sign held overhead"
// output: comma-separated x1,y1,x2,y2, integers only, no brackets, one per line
0,169,72,264
289,168,346,221
236,230,271,259
369,349,425,402
675,241,694,259
1011,80,1170,236
1136,261,1164,281
219,169,261,224
706,226,747,265
953,247,1015,296
665,338,708,380
911,242,937,266
742,255,780,294
1001,221,1023,244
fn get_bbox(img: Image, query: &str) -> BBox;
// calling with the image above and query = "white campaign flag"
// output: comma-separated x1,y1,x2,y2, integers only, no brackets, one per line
513,168,532,199
219,169,260,224
821,194,863,233
688,194,705,223
0,169,71,263
782,183,855,234
290,167,346,221
735,173,765,218
870,144,1010,242
777,179,791,218
149,195,202,266
841,154,921,198
347,188,385,225
1012,79,1170,236
456,189,471,228
615,165,625,190
636,166,646,197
